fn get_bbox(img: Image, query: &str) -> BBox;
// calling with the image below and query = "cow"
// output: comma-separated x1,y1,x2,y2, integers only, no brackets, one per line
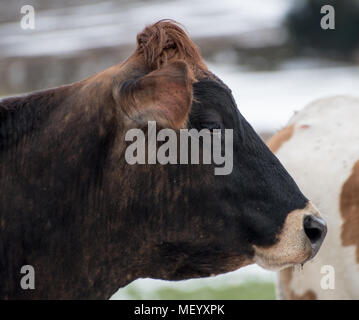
268,96,359,299
0,20,326,299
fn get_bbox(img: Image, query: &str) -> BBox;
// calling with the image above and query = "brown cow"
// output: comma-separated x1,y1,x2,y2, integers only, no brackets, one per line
0,20,326,299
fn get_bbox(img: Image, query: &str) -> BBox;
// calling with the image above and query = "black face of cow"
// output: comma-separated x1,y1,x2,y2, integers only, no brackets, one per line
114,78,326,281
190,80,306,243
188,80,326,269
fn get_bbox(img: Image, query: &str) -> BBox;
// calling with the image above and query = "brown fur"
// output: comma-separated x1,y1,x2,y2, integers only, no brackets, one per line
267,125,295,153
136,20,208,74
0,20,313,299
340,160,359,263
117,60,195,129
108,20,220,128
0,20,245,299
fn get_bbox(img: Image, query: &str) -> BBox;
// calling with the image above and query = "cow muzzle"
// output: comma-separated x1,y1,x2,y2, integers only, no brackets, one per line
253,202,327,270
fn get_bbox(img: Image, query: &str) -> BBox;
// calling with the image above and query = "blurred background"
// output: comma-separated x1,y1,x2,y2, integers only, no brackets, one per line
1,0,358,299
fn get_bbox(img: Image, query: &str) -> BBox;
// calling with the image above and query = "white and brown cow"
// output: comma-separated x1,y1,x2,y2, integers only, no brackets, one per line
268,96,359,300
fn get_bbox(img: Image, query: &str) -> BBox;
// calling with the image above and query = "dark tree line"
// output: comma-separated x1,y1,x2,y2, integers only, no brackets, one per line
285,0,359,59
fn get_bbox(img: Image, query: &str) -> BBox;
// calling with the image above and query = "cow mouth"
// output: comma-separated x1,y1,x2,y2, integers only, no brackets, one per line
255,259,309,271
253,247,312,271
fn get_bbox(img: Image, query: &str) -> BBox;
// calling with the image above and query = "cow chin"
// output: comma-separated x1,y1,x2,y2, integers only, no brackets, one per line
252,203,323,271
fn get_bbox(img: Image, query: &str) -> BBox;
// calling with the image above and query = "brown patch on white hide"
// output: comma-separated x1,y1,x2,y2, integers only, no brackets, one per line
340,160,359,263
267,124,295,153
279,267,317,300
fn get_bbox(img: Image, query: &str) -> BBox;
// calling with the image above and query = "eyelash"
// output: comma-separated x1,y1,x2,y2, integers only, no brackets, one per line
199,122,222,131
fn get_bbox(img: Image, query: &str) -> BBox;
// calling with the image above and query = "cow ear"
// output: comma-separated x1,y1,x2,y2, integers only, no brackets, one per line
117,61,195,129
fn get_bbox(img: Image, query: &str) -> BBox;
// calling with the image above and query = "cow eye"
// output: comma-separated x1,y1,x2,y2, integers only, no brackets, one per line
199,122,222,131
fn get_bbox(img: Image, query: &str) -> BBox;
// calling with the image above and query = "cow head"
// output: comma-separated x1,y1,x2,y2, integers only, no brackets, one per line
69,21,326,286
0,20,328,299
95,20,327,282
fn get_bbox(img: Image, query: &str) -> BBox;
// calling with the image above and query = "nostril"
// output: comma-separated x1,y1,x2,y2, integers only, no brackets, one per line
304,225,322,243
303,215,327,245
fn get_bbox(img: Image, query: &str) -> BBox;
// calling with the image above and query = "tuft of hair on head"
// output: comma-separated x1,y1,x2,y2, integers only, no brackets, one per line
136,19,207,73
